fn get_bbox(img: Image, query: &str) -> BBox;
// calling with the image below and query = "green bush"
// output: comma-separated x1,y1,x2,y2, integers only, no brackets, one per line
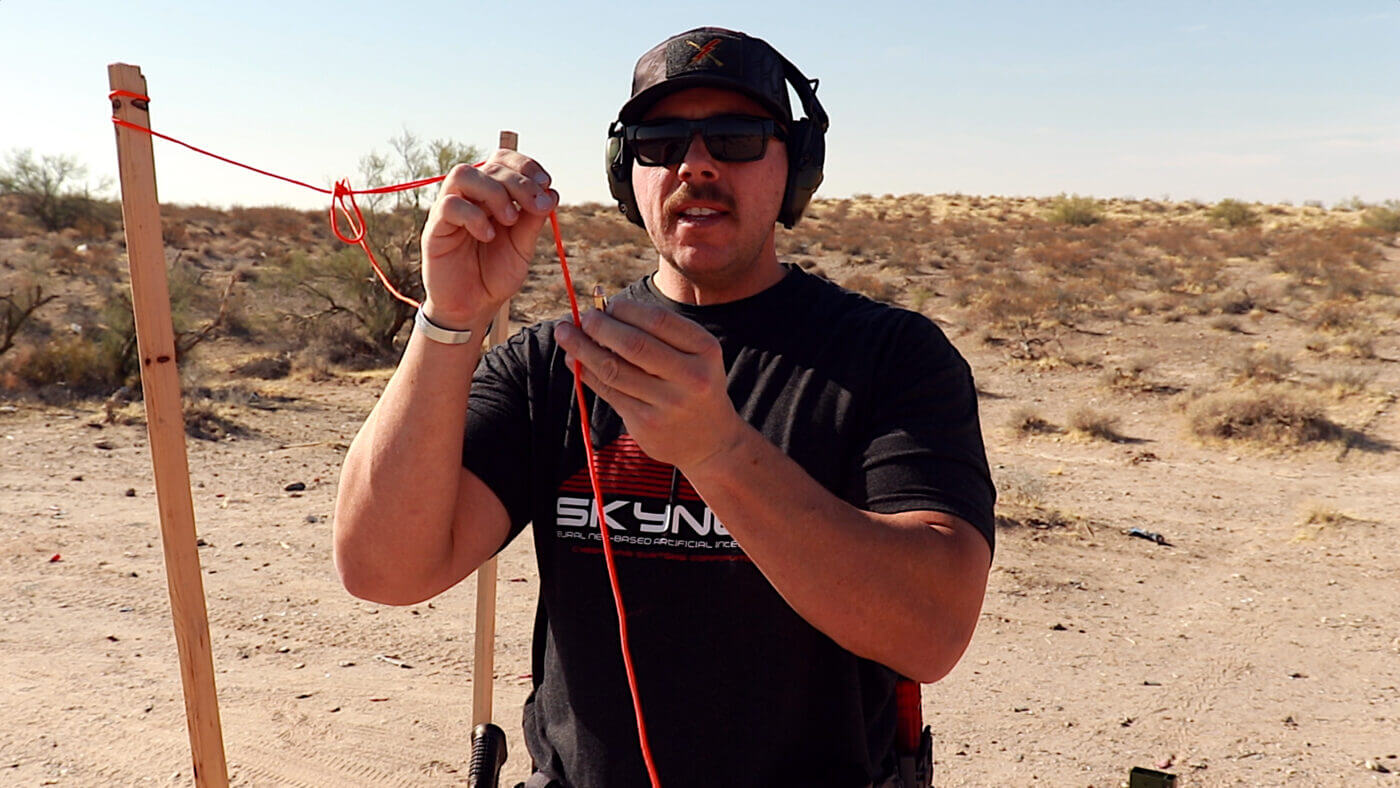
1360,200,1400,233
1044,193,1102,227
1208,199,1259,228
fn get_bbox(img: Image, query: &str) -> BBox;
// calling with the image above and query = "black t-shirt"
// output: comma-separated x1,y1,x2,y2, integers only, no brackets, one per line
463,265,994,788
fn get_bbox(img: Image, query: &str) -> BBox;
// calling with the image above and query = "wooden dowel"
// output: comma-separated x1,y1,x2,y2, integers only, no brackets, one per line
471,130,518,729
107,63,229,788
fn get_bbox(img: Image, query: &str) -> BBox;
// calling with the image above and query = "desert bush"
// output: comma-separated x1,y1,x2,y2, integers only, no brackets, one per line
1044,193,1102,227
0,149,116,232
1217,227,1269,259
1068,407,1124,441
1230,348,1293,383
1360,200,1400,233
232,354,291,380
1307,299,1358,332
1317,368,1374,399
1,329,130,396
184,402,249,441
841,273,899,303
1008,407,1059,436
1,282,58,356
1208,199,1259,228
1188,387,1342,447
1209,315,1243,333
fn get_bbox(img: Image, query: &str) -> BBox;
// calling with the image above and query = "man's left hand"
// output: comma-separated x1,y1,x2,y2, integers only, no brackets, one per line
555,300,746,470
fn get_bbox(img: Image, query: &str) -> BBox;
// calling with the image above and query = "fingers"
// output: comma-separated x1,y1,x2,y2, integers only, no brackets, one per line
576,307,707,382
437,150,557,228
601,300,718,356
557,321,658,399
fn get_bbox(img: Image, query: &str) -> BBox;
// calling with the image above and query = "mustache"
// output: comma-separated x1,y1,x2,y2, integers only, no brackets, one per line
663,183,736,216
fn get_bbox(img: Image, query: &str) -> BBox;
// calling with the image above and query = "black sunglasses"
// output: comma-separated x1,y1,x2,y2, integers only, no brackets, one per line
625,115,786,167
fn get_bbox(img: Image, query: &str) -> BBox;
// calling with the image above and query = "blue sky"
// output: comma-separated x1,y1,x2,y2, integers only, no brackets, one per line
3,1,1396,210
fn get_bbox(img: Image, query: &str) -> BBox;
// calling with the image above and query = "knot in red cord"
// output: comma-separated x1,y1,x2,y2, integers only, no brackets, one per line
330,178,367,245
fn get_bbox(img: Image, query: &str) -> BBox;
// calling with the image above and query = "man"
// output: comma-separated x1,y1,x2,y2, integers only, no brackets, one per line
334,27,995,788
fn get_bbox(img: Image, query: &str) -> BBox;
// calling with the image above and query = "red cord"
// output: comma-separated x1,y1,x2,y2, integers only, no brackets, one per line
110,91,663,787
552,213,663,786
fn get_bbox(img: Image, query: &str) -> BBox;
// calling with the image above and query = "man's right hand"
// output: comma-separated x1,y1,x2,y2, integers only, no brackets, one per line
419,149,559,330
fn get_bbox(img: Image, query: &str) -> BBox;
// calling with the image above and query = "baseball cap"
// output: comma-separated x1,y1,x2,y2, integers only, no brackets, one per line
618,27,794,125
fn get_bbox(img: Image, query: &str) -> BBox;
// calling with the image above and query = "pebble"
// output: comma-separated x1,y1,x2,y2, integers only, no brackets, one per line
284,482,306,492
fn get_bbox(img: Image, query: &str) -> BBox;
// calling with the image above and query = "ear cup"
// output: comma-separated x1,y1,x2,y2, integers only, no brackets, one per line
778,117,825,228
605,124,647,228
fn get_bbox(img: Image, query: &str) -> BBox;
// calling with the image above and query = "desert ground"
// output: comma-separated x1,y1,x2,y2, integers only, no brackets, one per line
2,193,1398,786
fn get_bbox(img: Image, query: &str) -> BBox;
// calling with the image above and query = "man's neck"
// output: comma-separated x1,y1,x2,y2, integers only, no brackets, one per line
652,255,786,306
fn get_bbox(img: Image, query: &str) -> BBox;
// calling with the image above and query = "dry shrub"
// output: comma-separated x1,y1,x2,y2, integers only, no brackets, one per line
1230,348,1293,383
184,402,248,441
1271,227,1383,288
1293,503,1363,541
1068,407,1124,441
1317,369,1374,399
232,354,291,380
1,336,123,396
1307,299,1359,331
228,206,312,239
1024,237,1095,271
1217,227,1269,259
1008,407,1059,436
838,273,897,303
1209,315,1244,333
1188,387,1342,447
1139,223,1217,261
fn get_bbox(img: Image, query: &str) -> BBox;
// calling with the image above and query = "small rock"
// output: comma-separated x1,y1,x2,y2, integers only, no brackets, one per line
195,537,209,547
1050,623,1067,631
284,482,306,492
72,475,84,482
125,488,136,497
305,514,319,524
1365,760,1391,773
94,441,115,450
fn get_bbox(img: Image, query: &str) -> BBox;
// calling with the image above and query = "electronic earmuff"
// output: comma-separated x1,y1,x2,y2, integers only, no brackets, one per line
605,56,829,231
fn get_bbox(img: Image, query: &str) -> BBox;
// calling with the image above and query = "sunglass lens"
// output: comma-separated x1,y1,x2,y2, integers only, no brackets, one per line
631,122,691,166
703,117,768,162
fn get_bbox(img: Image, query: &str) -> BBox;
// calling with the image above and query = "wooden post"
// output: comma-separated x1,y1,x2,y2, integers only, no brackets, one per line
471,130,516,729
108,63,229,788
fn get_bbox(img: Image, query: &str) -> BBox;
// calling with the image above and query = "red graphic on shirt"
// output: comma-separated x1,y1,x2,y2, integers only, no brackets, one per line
555,434,748,561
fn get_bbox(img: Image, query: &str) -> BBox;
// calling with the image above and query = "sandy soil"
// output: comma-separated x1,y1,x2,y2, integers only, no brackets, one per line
3,248,1399,787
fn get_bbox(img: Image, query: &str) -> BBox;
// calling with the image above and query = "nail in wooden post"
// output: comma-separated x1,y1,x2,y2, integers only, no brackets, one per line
471,130,517,729
107,63,229,788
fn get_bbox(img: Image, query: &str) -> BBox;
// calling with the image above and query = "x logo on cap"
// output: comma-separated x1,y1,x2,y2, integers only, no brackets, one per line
686,38,724,67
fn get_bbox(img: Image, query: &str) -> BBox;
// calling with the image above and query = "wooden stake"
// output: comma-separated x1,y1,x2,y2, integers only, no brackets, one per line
471,130,517,728
108,63,229,788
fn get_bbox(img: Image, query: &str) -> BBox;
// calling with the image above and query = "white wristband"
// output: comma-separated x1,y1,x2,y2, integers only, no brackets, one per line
414,309,482,345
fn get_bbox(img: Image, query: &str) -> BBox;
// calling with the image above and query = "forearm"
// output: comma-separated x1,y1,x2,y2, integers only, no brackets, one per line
683,422,991,682
333,327,483,603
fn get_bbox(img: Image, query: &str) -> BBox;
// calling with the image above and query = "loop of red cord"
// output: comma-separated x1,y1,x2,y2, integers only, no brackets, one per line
110,90,662,787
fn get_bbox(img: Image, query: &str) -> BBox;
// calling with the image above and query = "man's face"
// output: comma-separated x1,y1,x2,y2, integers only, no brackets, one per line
631,87,788,288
